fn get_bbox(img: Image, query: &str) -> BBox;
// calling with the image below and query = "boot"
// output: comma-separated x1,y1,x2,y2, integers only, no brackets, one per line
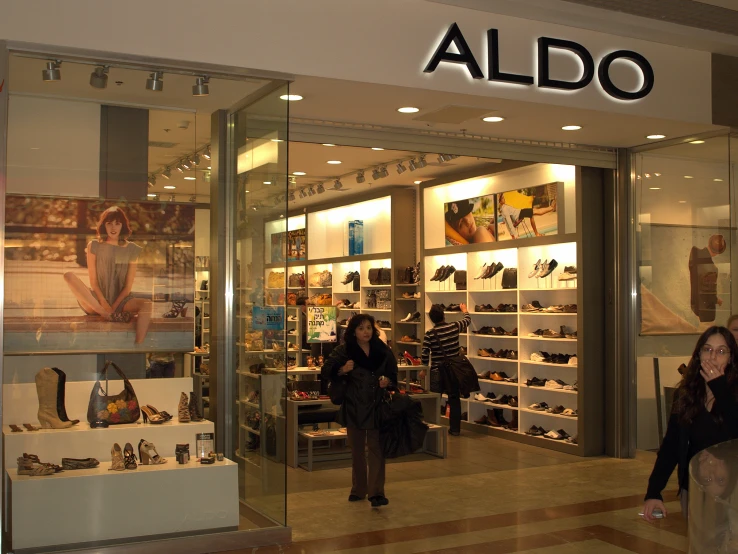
50,368,79,425
506,412,519,431
189,392,204,422
178,392,191,423
35,368,73,429
486,408,503,428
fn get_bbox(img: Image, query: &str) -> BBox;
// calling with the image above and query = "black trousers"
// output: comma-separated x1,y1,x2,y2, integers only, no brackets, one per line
447,376,461,432
346,427,385,498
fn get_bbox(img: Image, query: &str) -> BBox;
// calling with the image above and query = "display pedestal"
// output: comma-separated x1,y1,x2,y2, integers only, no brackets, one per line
8,459,238,552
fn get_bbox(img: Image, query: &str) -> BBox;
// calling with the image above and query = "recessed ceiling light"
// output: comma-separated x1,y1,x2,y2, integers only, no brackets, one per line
293,171,306,176
280,214,284,218
280,94,302,101
684,175,694,179
147,193,157,198
397,107,419,113
327,160,342,165
271,139,284,143
184,177,196,181
649,187,661,190
562,125,582,131
30,147,40,150
164,185,176,189
654,173,661,177
263,181,272,185
679,200,687,203
414,180,422,185
690,140,705,144
482,116,504,122
322,143,336,147
371,147,384,151
714,178,724,182
647,134,666,139
245,190,250,193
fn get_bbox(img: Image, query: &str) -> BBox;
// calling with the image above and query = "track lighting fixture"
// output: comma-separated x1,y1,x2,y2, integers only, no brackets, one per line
317,183,325,194
356,171,365,184
42,60,62,82
289,191,296,202
202,146,211,160
380,166,389,178
299,189,307,199
146,71,164,92
162,167,171,180
148,175,156,187
182,159,192,170
372,168,382,180
396,162,407,174
417,156,427,169
168,194,176,202
192,76,210,97
408,159,417,171
176,162,185,173
438,154,452,163
89,66,109,89
191,154,201,167
307,186,315,197
334,179,343,190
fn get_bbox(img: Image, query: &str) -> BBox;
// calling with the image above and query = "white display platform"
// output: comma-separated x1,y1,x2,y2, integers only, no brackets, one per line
8,459,238,551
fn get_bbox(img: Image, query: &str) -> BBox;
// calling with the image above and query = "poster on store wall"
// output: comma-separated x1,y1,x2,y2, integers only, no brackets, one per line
496,183,559,241
287,229,306,261
270,232,287,263
4,195,196,353
306,306,337,343
444,194,497,246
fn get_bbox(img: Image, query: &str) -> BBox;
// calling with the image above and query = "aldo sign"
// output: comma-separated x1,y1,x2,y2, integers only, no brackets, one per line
424,23,654,101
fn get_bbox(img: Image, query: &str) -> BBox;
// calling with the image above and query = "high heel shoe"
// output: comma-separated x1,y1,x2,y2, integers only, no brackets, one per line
178,392,191,423
124,443,137,469
109,443,125,471
146,405,172,422
138,439,166,465
163,300,187,318
189,392,204,422
141,405,166,424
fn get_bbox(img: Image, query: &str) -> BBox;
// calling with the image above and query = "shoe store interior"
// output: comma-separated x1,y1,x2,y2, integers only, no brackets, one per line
5,50,729,552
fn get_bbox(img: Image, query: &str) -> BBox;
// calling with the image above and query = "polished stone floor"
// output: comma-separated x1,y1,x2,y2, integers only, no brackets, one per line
227,432,687,553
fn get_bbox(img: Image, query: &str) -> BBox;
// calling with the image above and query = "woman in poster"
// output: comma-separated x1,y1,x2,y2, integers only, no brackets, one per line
444,199,496,244
64,206,152,344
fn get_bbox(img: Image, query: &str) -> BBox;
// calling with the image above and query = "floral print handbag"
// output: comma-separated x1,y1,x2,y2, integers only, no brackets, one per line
87,361,141,425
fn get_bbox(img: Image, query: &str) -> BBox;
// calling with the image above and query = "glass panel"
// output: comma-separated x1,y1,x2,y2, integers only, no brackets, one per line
634,134,732,452
230,83,289,525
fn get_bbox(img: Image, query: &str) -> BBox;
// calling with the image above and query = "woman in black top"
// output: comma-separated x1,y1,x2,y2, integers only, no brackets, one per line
323,314,398,508
643,326,738,522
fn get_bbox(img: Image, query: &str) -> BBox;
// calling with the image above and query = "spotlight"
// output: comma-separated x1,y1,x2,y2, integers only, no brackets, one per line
437,154,451,163
356,171,365,184
168,194,176,202
289,192,296,202
191,154,201,166
176,162,185,173
89,66,109,89
417,156,427,169
189,195,197,203
408,159,417,171
182,159,192,170
372,168,382,180
299,189,307,199
396,162,407,174
317,183,325,194
162,167,171,180
202,146,211,160
148,175,156,187
308,186,315,197
42,60,62,82
334,179,343,190
192,76,210,97
146,71,164,92
380,166,389,178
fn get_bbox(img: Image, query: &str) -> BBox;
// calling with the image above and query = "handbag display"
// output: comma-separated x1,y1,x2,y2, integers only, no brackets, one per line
431,329,480,397
87,361,141,425
501,268,518,289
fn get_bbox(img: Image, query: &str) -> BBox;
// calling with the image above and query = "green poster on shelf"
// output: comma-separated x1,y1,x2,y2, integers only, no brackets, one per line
307,307,337,343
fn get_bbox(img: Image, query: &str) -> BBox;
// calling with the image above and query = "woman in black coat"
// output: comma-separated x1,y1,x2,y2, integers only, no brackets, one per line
323,314,398,507
643,326,738,522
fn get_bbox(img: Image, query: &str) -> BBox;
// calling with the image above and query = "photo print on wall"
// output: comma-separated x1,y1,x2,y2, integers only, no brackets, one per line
496,182,559,241
444,193,498,246
4,196,196,353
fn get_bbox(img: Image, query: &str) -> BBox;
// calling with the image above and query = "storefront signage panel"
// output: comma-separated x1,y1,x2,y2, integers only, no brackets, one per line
425,23,654,101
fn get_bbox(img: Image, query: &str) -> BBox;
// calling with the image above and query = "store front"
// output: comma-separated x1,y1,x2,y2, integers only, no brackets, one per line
0,0,733,552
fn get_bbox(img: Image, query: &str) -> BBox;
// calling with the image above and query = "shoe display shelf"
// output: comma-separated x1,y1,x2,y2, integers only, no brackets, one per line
3,377,237,552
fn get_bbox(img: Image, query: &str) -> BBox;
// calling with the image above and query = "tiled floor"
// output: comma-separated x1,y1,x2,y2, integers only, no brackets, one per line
227,432,687,553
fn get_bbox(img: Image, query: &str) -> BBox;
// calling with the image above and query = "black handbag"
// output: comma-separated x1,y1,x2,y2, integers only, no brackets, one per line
454,270,467,291
380,268,392,285
328,377,348,405
376,390,428,458
368,268,381,285
501,268,518,289
352,274,361,291
431,329,480,396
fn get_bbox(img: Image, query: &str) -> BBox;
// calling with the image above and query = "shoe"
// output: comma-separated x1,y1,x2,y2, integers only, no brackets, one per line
531,352,546,362
138,439,167,465
547,405,565,414
461,412,468,421
505,412,519,431
562,408,578,417
528,259,541,278
400,312,413,322
474,415,490,425
477,370,491,380
526,425,546,436
348,494,365,501
559,272,577,281
61,457,100,470
526,377,547,387
489,262,504,278
566,435,578,444
474,393,490,402
542,329,563,338
490,372,507,381
440,266,456,282
410,311,422,321
481,265,496,279
545,380,564,389
109,443,125,472
430,266,446,281
189,392,204,421
370,495,389,507
563,304,578,313
178,392,191,423
521,304,540,312
413,292,422,299
544,429,566,440
508,396,518,407
486,409,503,427
568,356,578,366
17,455,55,476
448,429,461,436
491,395,511,405
141,405,167,424
49,368,80,425
35,367,73,429
163,299,188,318
529,402,549,411
535,260,548,278
124,442,138,469
474,263,488,279
539,259,558,278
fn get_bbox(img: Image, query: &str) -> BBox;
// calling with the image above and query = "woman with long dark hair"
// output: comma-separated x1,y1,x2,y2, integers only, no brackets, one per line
323,313,398,507
643,326,738,521
64,206,152,344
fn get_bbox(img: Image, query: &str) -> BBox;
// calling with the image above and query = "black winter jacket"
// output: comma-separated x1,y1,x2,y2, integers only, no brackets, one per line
322,337,398,430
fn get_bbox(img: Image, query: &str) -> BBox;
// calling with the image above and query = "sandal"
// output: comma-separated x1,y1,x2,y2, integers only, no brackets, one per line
138,439,166,465
109,443,125,471
9,424,23,432
124,443,138,469
146,405,173,421
141,405,167,424
23,423,39,431
163,299,188,318
562,409,578,417
23,453,62,472
17,456,55,476
109,311,131,323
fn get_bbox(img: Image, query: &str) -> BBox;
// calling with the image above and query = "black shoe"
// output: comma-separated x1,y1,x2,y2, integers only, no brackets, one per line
370,495,389,507
430,266,446,281
539,259,558,278
448,429,460,436
348,494,365,502
488,262,504,278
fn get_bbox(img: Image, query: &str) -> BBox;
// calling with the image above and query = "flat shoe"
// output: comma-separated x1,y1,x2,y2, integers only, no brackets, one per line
348,494,365,501
370,495,389,507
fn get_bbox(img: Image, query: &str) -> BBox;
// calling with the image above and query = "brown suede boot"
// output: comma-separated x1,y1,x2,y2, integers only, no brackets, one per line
35,368,73,429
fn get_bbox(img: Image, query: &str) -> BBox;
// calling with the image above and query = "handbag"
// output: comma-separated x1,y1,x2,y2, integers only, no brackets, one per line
87,361,141,425
380,268,392,285
328,377,348,405
431,329,480,397
454,270,467,291
368,268,381,285
352,273,361,291
501,268,518,289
